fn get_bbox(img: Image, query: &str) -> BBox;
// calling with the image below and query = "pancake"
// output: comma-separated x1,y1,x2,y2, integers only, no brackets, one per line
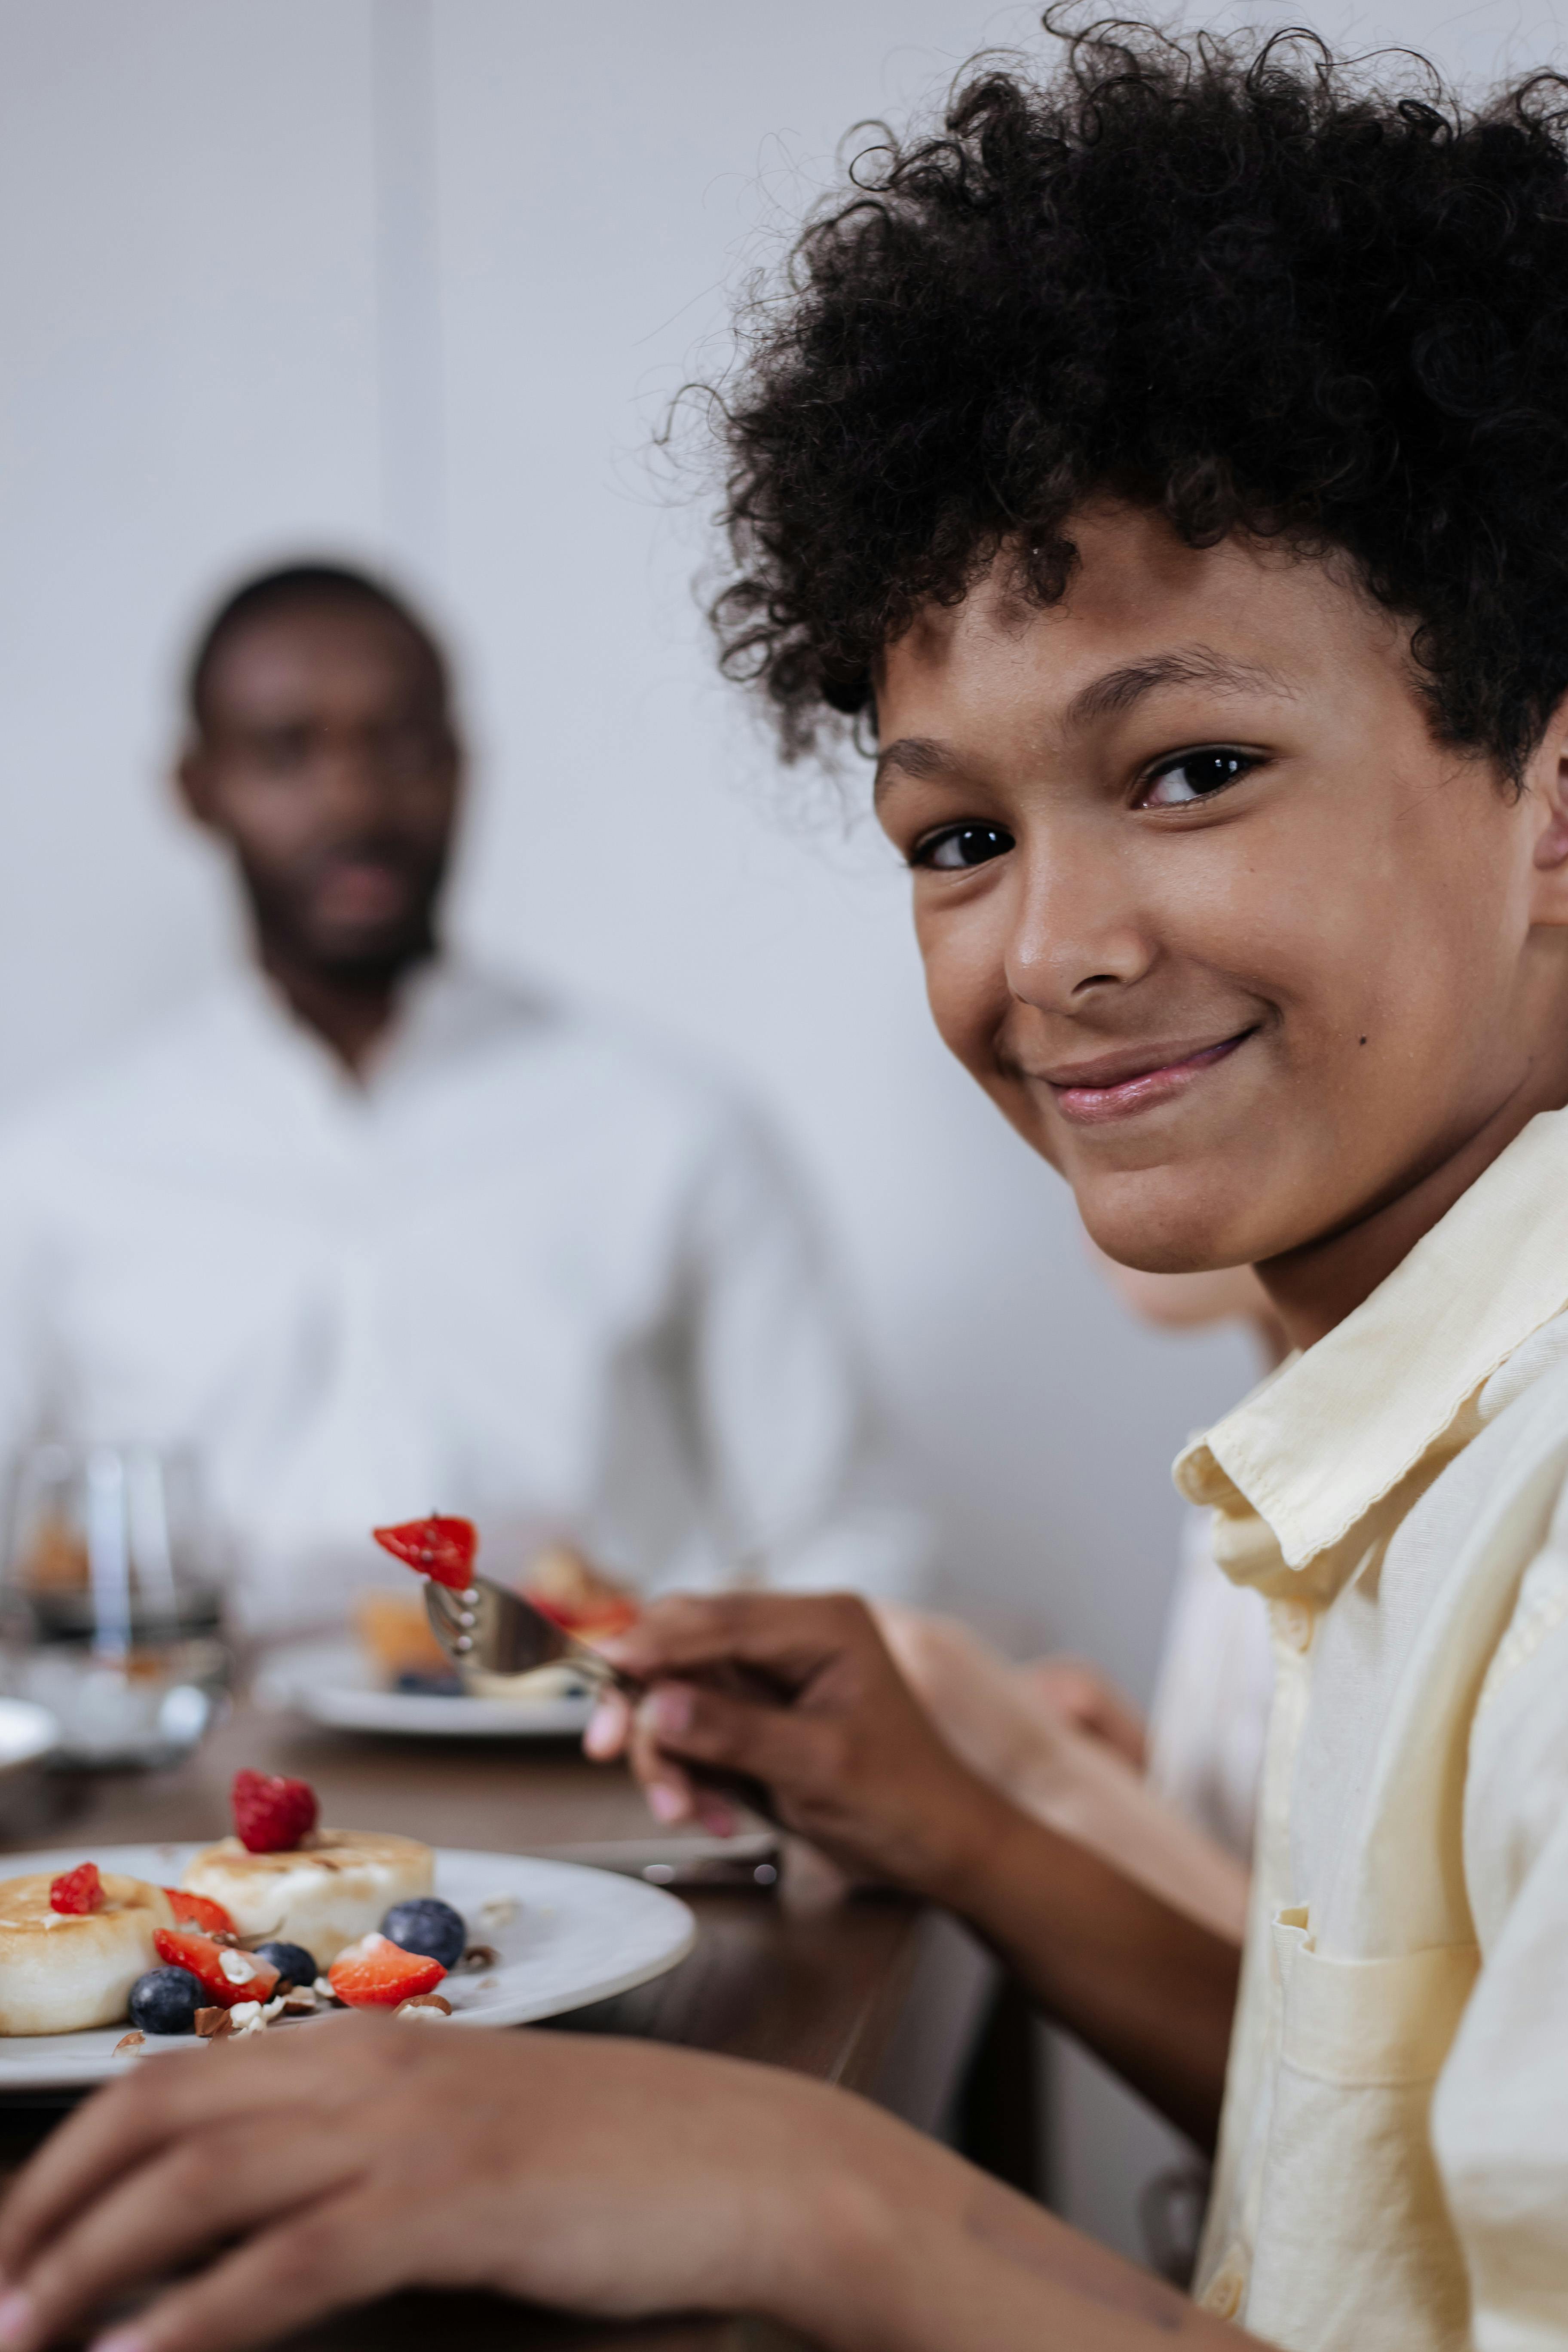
0,1872,174,2036
181,1829,433,1964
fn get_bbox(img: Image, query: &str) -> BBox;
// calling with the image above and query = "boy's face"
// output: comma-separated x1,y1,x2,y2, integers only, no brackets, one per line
874,504,1568,1277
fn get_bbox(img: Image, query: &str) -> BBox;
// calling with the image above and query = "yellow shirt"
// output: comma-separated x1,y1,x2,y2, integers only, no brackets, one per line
1178,1107,1568,2351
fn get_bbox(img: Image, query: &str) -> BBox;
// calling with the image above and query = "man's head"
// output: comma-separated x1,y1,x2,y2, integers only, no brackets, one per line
708,24,1568,1295
178,563,461,988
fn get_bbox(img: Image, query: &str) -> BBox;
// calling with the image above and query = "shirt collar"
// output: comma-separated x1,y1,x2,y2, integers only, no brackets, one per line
1175,1106,1568,1570
220,956,552,1100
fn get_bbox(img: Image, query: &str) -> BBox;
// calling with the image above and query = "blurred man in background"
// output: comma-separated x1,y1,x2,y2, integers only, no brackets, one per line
0,562,925,1631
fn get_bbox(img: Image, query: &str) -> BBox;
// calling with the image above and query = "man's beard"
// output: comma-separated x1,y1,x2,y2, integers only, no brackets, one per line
238,844,445,987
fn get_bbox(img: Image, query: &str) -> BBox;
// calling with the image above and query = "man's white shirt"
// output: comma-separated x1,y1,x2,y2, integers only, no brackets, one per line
0,962,927,1629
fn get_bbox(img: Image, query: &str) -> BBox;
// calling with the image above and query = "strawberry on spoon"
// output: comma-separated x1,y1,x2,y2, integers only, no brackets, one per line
372,1515,478,1592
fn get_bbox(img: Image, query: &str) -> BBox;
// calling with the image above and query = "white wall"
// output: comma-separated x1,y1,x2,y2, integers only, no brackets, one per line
0,0,1554,2256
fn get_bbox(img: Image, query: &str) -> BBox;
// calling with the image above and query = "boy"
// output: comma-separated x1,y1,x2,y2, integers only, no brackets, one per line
4,21,1568,2352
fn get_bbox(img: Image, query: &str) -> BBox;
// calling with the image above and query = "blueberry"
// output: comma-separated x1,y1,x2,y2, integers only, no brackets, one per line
252,1939,318,1989
128,1966,204,2036
380,1897,466,1969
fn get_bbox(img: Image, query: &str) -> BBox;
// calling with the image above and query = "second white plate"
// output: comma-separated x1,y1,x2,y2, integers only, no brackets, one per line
254,1636,596,1737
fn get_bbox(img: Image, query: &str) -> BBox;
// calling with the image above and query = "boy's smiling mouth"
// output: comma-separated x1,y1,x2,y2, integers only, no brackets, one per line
1040,1030,1258,1125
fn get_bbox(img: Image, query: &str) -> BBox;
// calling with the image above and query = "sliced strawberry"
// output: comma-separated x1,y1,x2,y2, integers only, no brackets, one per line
231,1767,318,1855
525,1591,638,1640
163,1887,235,1934
153,1927,279,2009
49,1862,103,1915
328,1932,447,2009
371,1516,478,1592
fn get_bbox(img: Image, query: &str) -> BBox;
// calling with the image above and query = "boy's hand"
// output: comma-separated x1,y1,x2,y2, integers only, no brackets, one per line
587,1592,1015,1902
0,2018,846,2352
0,2009,1243,2352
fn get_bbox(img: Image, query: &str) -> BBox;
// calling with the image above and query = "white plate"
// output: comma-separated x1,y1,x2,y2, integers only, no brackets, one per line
0,1700,56,1774
254,1637,596,1737
0,1841,696,2090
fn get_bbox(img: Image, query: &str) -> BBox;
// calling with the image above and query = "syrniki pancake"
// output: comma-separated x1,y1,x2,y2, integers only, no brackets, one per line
0,1873,174,2036
181,1828,432,1963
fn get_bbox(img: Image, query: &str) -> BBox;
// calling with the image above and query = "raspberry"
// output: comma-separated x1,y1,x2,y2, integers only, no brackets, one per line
371,1515,478,1592
328,1932,447,2009
152,1928,279,2009
231,1768,318,1854
162,1887,235,1934
49,1862,103,1915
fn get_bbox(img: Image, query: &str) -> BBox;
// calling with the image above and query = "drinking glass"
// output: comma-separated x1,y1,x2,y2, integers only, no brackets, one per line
0,1442,231,1767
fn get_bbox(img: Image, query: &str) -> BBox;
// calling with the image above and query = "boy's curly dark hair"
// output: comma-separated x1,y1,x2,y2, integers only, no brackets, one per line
708,15,1568,779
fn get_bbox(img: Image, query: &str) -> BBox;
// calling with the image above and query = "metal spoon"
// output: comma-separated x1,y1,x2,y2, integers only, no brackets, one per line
423,1575,635,1690
423,1573,780,1823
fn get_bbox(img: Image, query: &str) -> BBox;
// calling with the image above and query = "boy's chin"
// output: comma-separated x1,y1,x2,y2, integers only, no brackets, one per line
1077,1176,1270,1280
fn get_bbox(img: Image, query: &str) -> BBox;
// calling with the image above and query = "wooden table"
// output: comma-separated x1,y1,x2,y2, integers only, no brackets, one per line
0,1704,999,2351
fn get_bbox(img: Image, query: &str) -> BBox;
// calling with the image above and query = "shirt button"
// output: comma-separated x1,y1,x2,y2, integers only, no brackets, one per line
1276,1597,1314,1654
1202,2249,1249,2320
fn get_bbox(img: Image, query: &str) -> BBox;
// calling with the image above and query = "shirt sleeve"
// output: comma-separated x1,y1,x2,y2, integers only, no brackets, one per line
1432,1515,1568,2349
670,1102,932,1602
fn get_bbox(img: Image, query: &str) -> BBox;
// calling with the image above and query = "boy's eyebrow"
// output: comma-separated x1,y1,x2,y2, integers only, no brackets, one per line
873,646,1295,805
1064,645,1296,729
873,735,955,805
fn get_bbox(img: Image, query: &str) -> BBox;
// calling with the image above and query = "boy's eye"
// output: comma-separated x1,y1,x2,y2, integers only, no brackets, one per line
1139,749,1259,808
911,823,1015,871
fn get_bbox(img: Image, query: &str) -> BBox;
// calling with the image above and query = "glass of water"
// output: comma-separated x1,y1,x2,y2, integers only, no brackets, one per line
0,1443,230,1767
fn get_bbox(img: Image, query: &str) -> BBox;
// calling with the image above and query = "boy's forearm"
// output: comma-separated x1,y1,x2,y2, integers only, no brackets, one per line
926,1794,1240,2148
785,2108,1252,2352
1004,1734,1251,1944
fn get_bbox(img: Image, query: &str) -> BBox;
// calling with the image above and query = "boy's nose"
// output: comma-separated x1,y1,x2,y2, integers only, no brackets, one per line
1002,843,1156,1010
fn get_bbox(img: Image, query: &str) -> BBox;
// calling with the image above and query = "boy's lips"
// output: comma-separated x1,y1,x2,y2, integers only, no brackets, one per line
1041,1030,1256,1125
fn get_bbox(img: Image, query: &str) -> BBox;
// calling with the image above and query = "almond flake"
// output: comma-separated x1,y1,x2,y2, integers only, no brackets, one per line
477,1895,516,1930
113,2032,146,2057
218,1950,257,1985
195,2007,233,2040
459,1943,500,1972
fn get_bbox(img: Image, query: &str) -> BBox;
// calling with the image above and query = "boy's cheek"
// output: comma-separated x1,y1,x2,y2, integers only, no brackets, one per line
918,927,1012,1088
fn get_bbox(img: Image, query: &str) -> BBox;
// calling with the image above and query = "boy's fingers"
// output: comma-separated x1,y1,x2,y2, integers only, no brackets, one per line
0,2061,218,2278
582,1686,631,1759
7,2112,354,2352
105,2187,402,2352
0,2022,390,2284
603,1592,876,1689
636,1681,837,1795
626,1712,701,1822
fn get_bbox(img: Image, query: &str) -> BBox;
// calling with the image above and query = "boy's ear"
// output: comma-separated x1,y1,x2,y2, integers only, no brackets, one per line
1531,698,1568,919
